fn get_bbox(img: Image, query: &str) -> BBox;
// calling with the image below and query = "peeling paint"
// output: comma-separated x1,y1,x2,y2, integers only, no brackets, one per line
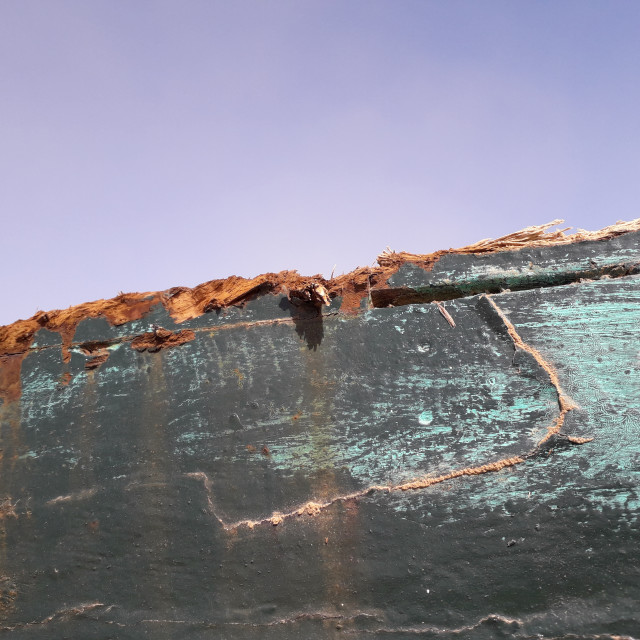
1,220,640,635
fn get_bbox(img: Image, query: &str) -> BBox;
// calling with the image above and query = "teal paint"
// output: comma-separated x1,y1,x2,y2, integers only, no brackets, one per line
3,231,640,635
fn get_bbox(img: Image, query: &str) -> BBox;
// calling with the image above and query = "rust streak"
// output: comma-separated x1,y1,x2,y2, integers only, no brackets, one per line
3,218,639,405
0,294,161,405
188,294,580,531
0,499,18,521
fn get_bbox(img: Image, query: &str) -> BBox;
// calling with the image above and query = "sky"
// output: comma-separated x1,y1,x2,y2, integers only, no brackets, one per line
1,1,640,325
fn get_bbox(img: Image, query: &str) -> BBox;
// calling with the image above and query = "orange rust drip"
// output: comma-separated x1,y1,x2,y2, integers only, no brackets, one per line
0,294,162,359
0,498,18,521
0,356,24,405
163,267,389,320
0,293,161,405
0,268,389,404
3,217,639,357
2,217,633,405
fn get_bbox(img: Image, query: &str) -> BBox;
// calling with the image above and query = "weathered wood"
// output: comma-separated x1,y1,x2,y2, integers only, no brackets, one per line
0,226,639,638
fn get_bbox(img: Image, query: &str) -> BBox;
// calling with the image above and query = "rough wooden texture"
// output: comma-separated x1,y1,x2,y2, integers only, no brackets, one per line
0,224,639,638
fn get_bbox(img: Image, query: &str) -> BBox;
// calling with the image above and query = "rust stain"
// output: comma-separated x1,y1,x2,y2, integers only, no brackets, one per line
0,575,17,621
0,293,160,405
0,402,24,483
186,294,580,531
290,344,357,610
0,295,161,360
130,327,196,353
231,368,244,387
86,519,99,534
133,353,174,605
2,218,638,405
0,356,23,405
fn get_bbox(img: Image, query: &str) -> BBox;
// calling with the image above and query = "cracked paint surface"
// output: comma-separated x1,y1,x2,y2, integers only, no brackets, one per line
1,223,640,638
11,297,556,525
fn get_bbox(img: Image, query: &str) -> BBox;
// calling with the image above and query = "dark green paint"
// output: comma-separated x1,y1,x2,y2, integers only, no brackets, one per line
0,236,639,638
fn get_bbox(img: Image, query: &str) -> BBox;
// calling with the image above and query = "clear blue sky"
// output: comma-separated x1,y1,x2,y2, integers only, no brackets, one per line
2,1,639,325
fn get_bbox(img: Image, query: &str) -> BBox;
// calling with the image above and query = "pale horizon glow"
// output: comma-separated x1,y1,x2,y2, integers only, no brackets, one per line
2,1,640,325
